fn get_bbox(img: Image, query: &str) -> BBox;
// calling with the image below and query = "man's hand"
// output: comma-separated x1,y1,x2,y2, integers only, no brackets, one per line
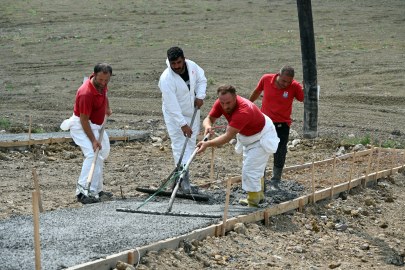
106,108,113,117
181,124,193,138
91,139,102,152
204,126,215,139
194,98,204,109
196,141,208,154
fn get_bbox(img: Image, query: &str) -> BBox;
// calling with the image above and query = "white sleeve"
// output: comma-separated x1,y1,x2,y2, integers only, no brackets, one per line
158,75,188,127
194,65,207,100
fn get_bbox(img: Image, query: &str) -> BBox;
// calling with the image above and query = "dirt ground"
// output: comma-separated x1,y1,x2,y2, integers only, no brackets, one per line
1,0,405,269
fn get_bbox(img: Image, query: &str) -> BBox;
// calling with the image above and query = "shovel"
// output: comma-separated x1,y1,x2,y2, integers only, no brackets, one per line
76,115,108,198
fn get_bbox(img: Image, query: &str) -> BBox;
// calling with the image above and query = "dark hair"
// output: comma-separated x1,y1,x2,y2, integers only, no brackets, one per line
280,66,294,77
217,84,236,96
94,63,112,75
167,47,184,61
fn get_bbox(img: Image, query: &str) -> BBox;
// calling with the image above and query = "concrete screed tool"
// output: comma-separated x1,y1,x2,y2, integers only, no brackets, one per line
76,115,107,199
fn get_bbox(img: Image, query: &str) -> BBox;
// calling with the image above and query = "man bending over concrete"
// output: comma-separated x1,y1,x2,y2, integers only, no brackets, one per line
196,84,279,207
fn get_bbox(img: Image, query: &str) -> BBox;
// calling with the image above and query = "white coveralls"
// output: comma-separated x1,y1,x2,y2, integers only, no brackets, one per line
235,115,280,192
158,59,207,166
60,115,110,195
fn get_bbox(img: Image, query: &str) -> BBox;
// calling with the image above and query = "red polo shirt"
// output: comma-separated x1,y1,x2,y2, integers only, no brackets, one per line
73,74,108,125
209,95,265,136
256,73,304,126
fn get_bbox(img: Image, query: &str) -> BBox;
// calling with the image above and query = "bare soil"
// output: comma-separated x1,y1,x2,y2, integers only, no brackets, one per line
1,0,405,269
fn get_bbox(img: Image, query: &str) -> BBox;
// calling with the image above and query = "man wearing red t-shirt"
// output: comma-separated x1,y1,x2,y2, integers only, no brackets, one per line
249,66,304,190
197,84,279,207
61,63,113,204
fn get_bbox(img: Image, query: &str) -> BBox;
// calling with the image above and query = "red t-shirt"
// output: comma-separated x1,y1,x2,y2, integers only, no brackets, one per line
73,74,108,125
256,73,304,126
209,95,265,136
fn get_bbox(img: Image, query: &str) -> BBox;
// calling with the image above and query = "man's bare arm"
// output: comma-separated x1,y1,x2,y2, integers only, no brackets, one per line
197,126,240,154
249,89,262,103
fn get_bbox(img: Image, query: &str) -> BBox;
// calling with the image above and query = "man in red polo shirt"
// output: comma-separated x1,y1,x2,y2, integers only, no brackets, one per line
249,66,304,190
197,84,279,207
61,63,113,204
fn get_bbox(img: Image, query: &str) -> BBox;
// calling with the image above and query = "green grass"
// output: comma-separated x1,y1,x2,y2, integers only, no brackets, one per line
341,133,404,149
0,118,11,129
6,85,13,89
33,127,43,133
207,77,215,85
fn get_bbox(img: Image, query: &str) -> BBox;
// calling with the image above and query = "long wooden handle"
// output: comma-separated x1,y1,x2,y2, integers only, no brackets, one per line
86,115,108,186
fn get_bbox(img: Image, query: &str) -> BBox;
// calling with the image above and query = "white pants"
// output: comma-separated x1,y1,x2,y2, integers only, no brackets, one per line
242,141,271,192
61,115,110,195
71,127,110,195
163,109,200,166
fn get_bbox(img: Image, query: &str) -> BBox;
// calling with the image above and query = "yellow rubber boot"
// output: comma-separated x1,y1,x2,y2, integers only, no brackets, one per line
247,191,260,207
259,177,265,203
239,191,260,207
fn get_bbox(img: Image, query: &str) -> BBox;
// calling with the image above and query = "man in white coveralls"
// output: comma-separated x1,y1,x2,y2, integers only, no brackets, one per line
196,84,279,207
158,47,207,194
61,63,113,204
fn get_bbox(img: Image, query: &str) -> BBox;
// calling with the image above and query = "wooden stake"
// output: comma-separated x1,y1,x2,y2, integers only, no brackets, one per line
374,141,382,186
264,210,269,227
300,157,304,165
364,145,374,187
210,147,215,182
221,174,232,236
128,251,134,266
311,160,315,203
299,198,303,213
402,149,405,173
29,116,32,148
391,147,396,175
32,191,41,270
32,168,43,213
348,150,356,193
124,122,126,143
330,156,336,200
370,133,373,146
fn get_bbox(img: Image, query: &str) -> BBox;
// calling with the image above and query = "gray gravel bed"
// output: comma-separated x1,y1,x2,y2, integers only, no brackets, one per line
0,197,257,270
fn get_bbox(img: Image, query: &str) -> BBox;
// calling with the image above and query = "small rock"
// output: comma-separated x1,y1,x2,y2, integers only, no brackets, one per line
328,262,341,269
392,130,401,136
47,156,57,161
335,224,348,231
292,139,301,147
385,197,395,202
289,129,299,139
116,260,134,270
360,243,370,250
376,209,382,214
351,210,360,217
326,222,335,229
234,223,246,235
173,252,182,260
353,144,365,151
364,197,376,206
361,210,369,216
159,145,165,151
152,142,162,147
309,266,319,270
361,258,368,262
294,246,304,253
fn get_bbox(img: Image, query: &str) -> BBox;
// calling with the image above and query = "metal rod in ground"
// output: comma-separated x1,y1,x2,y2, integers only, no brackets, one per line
116,208,222,218
136,187,209,201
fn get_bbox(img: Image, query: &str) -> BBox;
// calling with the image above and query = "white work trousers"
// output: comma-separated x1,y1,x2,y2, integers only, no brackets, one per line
163,109,200,166
70,128,110,195
242,140,272,192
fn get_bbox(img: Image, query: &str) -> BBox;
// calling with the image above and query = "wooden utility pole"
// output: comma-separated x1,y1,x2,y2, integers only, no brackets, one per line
297,0,318,138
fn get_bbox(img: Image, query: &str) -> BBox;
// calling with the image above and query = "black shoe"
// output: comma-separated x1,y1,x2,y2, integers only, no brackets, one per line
98,191,114,198
77,193,99,204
